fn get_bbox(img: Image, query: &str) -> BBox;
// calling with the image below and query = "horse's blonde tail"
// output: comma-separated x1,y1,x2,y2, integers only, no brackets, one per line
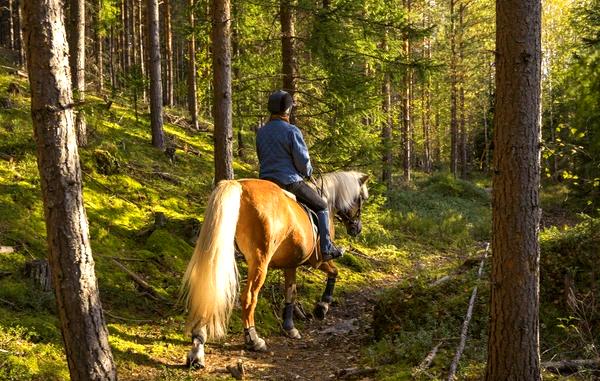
181,180,242,339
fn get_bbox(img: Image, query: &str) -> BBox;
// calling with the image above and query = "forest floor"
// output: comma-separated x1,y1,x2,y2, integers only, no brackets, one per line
115,273,396,381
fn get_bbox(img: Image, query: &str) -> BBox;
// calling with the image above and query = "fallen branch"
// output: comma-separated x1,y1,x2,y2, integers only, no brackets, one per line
0,65,27,78
104,256,147,262
0,297,16,307
153,170,181,185
543,358,600,374
416,341,444,373
111,258,171,304
337,367,377,379
348,246,386,265
104,310,155,323
447,243,489,381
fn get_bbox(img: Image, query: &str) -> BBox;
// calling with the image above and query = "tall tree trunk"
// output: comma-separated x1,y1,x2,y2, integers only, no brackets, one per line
187,0,199,129
137,0,146,101
382,71,392,187
402,0,412,183
16,0,25,67
164,0,174,107
482,98,489,172
120,0,126,75
7,0,14,49
449,0,458,176
68,0,87,146
96,0,104,92
459,85,467,178
458,3,467,179
22,1,117,379
109,24,115,89
147,0,165,150
485,0,542,379
423,11,432,173
131,0,137,67
280,0,297,124
423,79,431,173
211,0,234,181
434,83,441,164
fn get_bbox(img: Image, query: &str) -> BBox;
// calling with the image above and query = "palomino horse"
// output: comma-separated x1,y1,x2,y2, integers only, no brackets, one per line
181,171,369,368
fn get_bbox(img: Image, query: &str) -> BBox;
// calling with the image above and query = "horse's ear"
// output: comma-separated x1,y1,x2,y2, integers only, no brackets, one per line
359,174,370,185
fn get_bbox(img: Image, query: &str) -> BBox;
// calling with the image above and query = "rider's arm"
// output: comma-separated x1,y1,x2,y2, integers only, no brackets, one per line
290,128,313,179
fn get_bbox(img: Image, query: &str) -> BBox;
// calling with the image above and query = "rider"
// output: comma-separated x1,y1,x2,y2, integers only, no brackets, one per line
256,90,344,261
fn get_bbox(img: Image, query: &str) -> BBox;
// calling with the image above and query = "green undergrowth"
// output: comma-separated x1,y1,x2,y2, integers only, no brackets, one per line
0,66,407,380
367,182,599,380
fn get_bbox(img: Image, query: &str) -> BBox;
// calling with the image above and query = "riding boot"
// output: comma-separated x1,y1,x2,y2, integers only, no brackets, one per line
317,210,344,261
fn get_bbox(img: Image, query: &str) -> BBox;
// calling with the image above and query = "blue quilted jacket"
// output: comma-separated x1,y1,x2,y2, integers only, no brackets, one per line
256,118,313,185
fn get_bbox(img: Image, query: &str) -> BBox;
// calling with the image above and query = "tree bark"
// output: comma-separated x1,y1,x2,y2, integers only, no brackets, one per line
458,3,467,179
16,0,25,67
22,1,117,379
402,0,412,182
7,0,14,49
68,0,87,146
96,0,104,92
211,0,234,180
163,0,174,107
109,24,116,90
147,0,165,150
280,0,297,124
187,0,199,129
485,0,542,379
381,70,392,188
449,0,458,176
137,0,146,101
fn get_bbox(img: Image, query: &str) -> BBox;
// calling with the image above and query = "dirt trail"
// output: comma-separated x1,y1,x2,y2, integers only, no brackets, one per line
196,284,382,381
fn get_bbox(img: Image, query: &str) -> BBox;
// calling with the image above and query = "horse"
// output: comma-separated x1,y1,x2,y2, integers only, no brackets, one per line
181,171,369,368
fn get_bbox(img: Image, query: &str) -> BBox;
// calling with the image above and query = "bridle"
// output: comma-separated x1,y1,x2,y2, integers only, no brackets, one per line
335,195,363,226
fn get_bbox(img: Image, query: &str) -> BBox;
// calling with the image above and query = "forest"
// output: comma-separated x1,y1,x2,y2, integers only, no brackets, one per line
0,0,598,379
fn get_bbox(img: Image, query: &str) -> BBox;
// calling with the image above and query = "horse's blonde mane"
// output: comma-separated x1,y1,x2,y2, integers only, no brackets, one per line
315,171,369,212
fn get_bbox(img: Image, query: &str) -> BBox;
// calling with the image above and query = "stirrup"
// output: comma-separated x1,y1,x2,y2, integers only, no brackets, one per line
321,246,344,262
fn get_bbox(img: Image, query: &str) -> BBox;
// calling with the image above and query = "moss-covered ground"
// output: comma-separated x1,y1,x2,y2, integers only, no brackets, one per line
0,66,597,380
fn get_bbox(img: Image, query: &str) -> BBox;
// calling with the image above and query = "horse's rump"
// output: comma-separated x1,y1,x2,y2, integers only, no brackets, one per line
236,179,317,269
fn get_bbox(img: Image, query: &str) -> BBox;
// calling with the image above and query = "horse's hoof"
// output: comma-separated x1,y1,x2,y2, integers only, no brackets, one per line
186,354,205,369
314,301,329,320
283,327,301,339
245,337,268,352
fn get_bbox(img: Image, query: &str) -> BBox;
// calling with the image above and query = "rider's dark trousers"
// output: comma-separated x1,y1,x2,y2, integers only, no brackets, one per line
264,179,327,213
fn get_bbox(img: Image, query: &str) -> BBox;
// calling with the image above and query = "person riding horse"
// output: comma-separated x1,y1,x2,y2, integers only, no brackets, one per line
256,90,344,262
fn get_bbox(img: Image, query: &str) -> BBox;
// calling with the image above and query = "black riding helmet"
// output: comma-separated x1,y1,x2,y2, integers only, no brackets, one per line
268,90,293,115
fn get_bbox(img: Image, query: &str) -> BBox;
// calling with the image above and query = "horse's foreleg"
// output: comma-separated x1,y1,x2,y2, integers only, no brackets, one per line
186,325,207,369
282,268,301,339
241,261,268,352
314,261,339,320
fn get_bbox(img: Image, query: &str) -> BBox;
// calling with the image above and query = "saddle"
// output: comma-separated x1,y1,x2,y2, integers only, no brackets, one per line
282,189,318,237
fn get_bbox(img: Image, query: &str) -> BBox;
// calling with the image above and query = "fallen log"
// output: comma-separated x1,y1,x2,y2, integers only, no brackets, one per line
447,243,489,381
543,358,600,374
416,341,444,373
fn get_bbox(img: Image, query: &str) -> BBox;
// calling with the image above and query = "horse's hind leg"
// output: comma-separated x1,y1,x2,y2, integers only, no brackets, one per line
241,260,268,351
282,268,301,339
314,261,339,320
186,325,207,369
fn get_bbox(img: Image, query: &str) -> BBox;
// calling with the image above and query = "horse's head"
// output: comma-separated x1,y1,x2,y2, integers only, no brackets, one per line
334,173,369,237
